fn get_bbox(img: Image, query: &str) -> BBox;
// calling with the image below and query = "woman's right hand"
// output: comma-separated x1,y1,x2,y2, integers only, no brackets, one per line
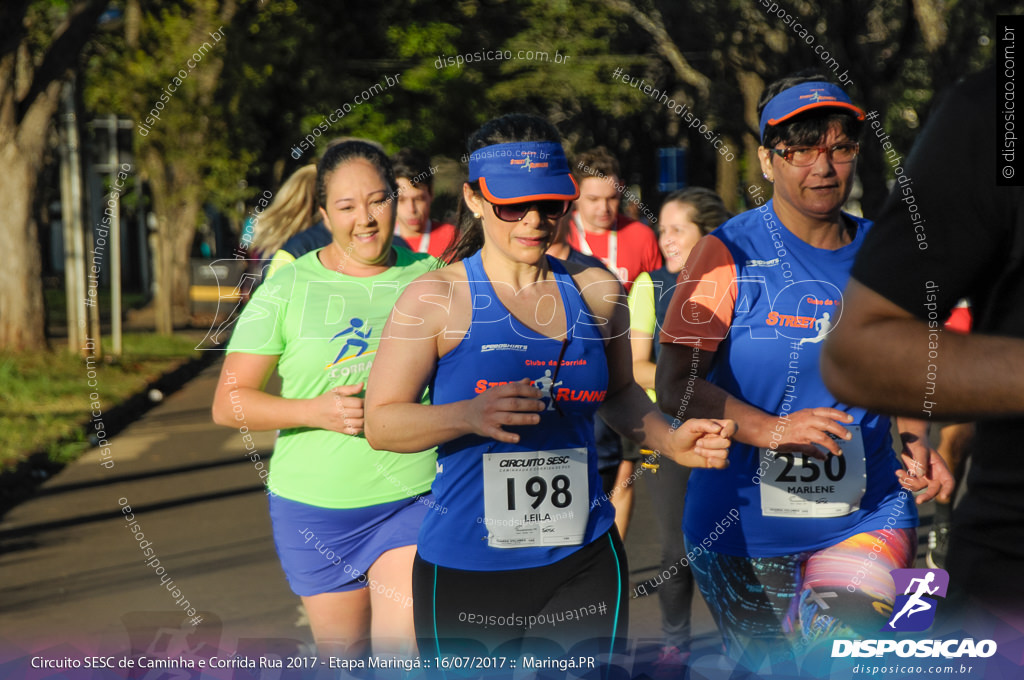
463,378,546,444
308,382,365,435
773,407,853,459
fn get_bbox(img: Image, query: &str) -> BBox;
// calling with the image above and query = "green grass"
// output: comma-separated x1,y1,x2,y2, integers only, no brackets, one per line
0,333,201,470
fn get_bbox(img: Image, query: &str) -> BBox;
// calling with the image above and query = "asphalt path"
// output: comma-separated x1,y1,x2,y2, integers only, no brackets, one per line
0,356,933,679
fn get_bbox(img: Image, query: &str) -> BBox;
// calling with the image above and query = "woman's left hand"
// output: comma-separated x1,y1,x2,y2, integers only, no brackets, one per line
668,418,737,469
897,436,955,504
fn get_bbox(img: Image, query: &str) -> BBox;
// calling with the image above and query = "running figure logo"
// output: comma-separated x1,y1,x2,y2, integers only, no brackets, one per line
331,318,372,365
798,312,832,346
532,369,563,411
800,88,836,104
883,568,949,632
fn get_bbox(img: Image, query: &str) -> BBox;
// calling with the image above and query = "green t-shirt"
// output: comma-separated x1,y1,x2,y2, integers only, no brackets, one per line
227,246,439,508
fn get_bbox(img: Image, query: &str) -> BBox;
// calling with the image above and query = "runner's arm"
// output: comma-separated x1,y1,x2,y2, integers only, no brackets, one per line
213,353,288,430
585,271,733,468
656,343,765,438
364,277,546,452
822,279,1024,417
211,352,362,433
655,344,850,458
652,236,846,457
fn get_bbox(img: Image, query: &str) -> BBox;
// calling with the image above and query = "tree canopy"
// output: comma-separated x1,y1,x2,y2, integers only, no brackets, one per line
3,0,1002,347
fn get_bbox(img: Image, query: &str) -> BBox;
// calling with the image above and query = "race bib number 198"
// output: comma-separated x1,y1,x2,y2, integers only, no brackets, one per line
481,448,589,548
759,425,866,518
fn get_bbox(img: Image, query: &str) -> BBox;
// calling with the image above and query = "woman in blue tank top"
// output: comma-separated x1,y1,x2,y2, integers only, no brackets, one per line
656,74,953,670
365,114,735,661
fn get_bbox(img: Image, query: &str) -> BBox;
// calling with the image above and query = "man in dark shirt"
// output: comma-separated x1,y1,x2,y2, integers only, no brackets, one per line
821,67,1024,610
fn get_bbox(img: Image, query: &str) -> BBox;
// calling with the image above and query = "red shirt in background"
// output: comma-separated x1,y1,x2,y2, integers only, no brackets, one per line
402,220,458,259
566,213,662,292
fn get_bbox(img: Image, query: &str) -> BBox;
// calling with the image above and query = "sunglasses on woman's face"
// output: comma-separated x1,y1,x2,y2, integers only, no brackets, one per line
491,200,571,222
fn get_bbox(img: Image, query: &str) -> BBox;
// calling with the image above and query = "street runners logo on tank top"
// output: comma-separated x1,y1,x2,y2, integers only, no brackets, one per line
472,372,605,412
831,568,997,659
763,289,841,344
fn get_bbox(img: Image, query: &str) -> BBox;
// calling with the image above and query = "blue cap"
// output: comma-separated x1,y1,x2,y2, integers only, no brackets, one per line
468,141,580,204
759,81,865,141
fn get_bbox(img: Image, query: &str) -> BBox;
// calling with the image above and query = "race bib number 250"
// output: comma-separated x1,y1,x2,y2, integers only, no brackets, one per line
759,425,866,518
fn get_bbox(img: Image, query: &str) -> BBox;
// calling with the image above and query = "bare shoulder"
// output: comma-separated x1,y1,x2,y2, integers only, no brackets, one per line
398,261,467,303
410,260,467,286
391,261,471,343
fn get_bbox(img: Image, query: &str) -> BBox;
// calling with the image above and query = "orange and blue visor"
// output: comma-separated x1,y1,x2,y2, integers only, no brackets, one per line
759,81,865,142
469,141,580,205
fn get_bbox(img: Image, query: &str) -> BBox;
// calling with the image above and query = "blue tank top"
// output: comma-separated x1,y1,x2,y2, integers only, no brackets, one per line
682,200,916,557
418,251,616,570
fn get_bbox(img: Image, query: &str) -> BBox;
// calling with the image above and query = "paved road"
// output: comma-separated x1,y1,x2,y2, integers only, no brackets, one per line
0,356,932,677
0,357,726,670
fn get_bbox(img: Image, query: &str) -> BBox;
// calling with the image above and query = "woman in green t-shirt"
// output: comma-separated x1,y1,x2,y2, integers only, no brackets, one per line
212,141,438,660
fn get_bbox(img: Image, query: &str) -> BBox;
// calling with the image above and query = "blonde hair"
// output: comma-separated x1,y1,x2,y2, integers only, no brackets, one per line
252,164,318,254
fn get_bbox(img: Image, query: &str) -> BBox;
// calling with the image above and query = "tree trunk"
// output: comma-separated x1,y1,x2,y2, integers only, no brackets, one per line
602,0,711,99
151,208,199,335
737,70,768,211
164,202,200,332
0,73,62,351
146,146,201,335
153,213,175,336
0,146,48,350
715,143,739,214
912,0,948,53
0,0,110,350
138,0,237,336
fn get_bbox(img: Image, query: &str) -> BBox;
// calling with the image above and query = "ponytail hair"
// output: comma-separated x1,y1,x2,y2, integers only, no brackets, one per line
252,165,318,254
442,113,563,264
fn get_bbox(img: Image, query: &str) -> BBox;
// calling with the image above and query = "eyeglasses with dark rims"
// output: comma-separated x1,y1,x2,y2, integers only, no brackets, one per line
769,142,860,167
